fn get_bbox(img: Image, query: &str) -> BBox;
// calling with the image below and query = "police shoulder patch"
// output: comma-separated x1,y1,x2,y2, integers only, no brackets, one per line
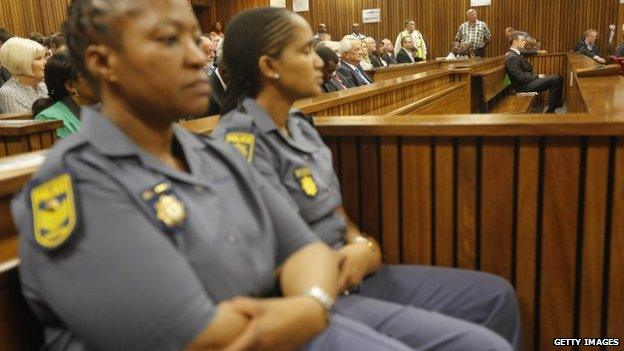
225,132,256,163
294,166,318,198
30,173,77,250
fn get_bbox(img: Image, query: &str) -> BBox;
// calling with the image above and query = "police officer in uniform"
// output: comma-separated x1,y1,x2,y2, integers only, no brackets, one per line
213,7,520,351
11,1,422,350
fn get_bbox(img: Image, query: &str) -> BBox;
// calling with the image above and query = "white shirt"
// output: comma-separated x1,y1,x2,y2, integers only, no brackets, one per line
510,47,521,55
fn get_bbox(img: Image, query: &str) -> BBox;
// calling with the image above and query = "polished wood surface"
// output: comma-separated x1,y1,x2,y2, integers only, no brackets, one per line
0,120,60,157
0,112,32,121
567,53,624,115
211,0,622,59
293,69,472,116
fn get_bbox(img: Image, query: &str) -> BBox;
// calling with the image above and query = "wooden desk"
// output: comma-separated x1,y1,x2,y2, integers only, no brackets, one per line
365,60,445,82
0,120,61,157
0,112,32,120
294,69,471,116
567,53,624,114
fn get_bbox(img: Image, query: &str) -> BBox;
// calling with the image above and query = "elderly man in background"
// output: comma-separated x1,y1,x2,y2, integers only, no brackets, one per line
455,8,491,58
394,20,426,61
574,29,607,64
380,38,398,64
369,40,388,68
336,37,371,87
199,36,216,75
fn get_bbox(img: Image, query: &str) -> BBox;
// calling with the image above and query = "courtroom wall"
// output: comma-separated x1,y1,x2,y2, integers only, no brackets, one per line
0,0,70,37
211,0,624,59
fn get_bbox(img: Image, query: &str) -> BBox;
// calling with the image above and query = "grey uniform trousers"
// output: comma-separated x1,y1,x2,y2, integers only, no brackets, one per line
333,265,520,351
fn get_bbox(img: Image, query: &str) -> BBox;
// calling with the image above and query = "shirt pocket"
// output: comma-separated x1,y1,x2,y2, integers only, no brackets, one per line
283,163,340,224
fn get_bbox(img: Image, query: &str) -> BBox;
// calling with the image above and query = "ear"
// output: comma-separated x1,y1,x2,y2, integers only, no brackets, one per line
84,44,120,83
64,80,78,95
258,55,280,80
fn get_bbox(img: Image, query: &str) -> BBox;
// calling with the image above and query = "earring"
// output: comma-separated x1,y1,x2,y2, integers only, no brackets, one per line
274,73,280,79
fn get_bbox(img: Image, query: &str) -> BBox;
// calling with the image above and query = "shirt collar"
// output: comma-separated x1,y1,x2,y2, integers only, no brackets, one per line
81,106,206,157
240,97,279,134
215,67,227,89
511,48,521,55
340,59,358,71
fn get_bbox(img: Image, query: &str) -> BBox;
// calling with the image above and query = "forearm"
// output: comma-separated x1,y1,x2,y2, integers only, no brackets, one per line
340,208,382,273
280,242,340,298
185,303,250,351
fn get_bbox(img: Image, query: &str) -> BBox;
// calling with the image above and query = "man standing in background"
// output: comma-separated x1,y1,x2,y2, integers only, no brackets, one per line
455,9,491,58
394,20,427,61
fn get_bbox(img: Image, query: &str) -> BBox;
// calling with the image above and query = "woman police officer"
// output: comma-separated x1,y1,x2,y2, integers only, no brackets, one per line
213,7,520,351
11,1,419,350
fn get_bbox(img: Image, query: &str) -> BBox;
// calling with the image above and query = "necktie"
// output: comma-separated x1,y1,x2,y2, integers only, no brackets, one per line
354,68,370,85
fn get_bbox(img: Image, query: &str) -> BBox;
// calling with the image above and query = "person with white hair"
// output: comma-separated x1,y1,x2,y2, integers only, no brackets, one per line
454,8,491,58
0,37,48,113
199,36,216,75
336,37,371,87
394,20,427,61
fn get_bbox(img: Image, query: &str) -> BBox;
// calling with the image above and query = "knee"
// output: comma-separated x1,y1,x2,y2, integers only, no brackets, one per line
459,326,514,351
479,273,519,311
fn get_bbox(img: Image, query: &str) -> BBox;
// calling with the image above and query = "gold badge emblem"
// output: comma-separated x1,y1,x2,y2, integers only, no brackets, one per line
225,132,255,163
154,194,187,228
30,173,77,250
294,167,318,198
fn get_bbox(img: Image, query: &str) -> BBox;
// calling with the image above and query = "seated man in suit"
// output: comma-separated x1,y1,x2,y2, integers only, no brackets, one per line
616,39,624,57
574,29,606,64
336,37,372,87
505,32,564,113
381,38,398,64
316,46,348,93
396,36,416,63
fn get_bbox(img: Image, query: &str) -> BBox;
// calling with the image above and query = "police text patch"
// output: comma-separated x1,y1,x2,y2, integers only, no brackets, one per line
225,132,255,163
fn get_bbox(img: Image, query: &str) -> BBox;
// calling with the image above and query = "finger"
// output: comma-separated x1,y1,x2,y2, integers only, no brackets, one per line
228,297,265,317
222,320,260,351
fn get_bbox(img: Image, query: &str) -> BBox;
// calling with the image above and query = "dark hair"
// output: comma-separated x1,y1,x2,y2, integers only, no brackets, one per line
315,46,338,65
50,33,65,48
0,28,14,44
28,32,46,46
63,0,132,86
222,7,298,113
509,32,524,44
32,51,79,116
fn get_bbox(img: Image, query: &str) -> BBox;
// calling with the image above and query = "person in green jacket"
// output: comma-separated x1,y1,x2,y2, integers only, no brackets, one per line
32,50,97,138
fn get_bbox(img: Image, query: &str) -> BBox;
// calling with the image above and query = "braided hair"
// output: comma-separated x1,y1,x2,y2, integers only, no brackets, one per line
222,7,299,113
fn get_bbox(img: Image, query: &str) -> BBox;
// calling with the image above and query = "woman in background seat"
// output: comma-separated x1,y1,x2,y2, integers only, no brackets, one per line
0,37,47,113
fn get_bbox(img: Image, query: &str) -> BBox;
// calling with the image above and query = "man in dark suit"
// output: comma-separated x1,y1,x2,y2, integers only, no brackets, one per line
381,39,398,64
316,46,348,93
369,40,388,68
574,29,606,64
396,36,416,63
207,64,227,116
505,32,563,113
336,37,372,88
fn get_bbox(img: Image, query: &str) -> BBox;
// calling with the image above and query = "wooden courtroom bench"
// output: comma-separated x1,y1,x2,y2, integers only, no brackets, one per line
365,59,461,82
475,65,536,114
294,69,472,116
0,120,62,157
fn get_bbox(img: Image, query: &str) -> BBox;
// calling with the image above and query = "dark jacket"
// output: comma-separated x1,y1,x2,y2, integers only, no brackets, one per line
369,53,385,68
382,52,398,65
574,40,600,59
616,43,624,57
504,50,538,89
335,60,371,88
396,48,415,64
207,69,226,116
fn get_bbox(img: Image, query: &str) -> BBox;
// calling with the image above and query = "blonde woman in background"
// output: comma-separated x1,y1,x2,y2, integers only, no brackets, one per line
0,37,47,113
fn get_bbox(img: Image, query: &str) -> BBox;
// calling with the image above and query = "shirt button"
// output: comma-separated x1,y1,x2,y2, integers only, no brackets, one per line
194,185,205,193
226,233,239,244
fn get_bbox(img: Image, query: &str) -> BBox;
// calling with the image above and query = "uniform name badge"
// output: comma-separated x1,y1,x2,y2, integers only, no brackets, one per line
30,173,77,251
225,132,255,163
294,166,318,198
141,182,187,230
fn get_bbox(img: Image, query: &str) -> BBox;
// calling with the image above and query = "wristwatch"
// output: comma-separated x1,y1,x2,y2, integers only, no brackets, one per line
302,286,334,325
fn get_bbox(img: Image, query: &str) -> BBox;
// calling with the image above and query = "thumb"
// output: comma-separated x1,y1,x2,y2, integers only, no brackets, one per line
227,296,265,318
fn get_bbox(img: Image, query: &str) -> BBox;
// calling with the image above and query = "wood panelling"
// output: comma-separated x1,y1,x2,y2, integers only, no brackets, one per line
0,0,70,36
211,0,622,60
317,116,624,351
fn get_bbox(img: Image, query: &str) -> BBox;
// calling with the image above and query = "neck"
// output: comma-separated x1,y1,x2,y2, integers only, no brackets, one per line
101,92,174,161
255,86,293,131
15,75,41,87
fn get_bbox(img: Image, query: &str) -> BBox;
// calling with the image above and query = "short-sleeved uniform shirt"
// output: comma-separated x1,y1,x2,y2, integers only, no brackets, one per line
213,98,347,248
12,107,318,351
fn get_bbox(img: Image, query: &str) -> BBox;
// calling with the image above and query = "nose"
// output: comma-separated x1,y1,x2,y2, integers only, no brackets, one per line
313,52,324,69
186,38,207,68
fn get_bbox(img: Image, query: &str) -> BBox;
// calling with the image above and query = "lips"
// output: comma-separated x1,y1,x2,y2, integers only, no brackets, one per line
185,79,211,94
